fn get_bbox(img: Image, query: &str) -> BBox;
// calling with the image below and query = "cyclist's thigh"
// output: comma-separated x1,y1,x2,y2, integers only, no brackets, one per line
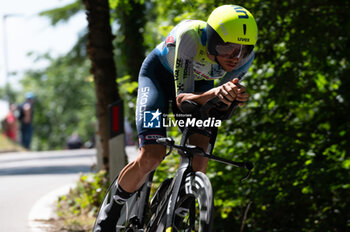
136,49,175,148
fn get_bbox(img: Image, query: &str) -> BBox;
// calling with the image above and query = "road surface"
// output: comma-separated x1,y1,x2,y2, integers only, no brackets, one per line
0,149,96,232
0,146,139,232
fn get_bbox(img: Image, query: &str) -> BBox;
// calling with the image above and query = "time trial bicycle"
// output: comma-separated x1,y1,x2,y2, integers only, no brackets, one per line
93,97,253,232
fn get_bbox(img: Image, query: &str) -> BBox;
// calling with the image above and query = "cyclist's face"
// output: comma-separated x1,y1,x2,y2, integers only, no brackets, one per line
216,55,242,72
215,43,247,72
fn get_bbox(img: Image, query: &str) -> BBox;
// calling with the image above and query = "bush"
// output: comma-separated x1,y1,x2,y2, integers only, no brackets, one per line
56,171,109,231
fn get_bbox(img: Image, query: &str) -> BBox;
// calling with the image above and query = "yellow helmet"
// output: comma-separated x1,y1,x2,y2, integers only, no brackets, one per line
207,5,258,56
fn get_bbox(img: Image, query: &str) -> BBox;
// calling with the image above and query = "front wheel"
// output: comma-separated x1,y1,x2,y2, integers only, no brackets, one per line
172,172,214,232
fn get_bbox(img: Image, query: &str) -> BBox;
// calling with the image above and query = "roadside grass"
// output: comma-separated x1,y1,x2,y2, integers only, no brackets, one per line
54,171,110,231
44,214,96,232
0,133,26,153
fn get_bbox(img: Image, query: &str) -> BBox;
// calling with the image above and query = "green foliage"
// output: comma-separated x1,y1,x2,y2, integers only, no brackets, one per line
0,84,20,105
143,0,214,50
205,1,350,231
110,0,146,83
21,53,96,150
110,0,145,14
16,0,94,150
39,0,82,26
56,171,109,231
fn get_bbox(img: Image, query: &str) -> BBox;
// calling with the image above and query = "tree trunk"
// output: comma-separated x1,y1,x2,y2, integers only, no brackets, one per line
82,0,120,171
118,0,146,82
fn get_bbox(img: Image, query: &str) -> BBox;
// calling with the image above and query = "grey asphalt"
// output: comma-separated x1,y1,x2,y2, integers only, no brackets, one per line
0,147,139,232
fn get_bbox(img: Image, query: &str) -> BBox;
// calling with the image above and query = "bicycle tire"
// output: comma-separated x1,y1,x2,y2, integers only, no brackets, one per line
171,171,214,232
93,175,142,232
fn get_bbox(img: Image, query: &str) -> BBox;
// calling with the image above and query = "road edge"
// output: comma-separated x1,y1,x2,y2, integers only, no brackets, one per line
28,184,75,232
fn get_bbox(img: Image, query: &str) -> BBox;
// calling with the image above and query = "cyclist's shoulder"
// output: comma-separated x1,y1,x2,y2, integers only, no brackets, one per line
178,19,206,29
155,20,206,68
157,20,205,54
171,20,206,38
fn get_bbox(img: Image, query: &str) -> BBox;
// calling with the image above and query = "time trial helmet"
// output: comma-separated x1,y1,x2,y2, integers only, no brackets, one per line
207,5,258,57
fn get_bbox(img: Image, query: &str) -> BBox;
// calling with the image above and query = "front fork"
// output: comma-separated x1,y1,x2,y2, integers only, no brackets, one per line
165,163,190,229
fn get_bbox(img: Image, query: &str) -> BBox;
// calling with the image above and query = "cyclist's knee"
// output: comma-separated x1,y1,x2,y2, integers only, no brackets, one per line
135,144,166,175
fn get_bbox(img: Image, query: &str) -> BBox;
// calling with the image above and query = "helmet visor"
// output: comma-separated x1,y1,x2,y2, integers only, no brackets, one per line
215,43,250,59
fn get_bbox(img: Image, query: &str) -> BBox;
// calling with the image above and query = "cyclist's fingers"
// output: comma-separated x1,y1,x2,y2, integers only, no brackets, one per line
220,87,229,97
223,82,238,98
230,82,241,95
237,84,246,93
217,93,232,105
221,88,235,102
230,78,239,84
230,79,246,93
236,92,250,102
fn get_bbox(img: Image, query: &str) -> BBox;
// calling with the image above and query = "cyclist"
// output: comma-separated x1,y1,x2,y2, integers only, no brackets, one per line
95,5,258,231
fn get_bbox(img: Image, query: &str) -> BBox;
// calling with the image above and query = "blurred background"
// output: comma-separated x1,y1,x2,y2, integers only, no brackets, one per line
0,0,93,151
0,0,89,151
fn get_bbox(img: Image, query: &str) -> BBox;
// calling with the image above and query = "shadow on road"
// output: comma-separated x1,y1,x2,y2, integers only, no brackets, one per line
0,164,94,176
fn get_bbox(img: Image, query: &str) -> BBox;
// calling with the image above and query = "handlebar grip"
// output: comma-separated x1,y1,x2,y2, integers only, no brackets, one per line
180,100,201,114
200,97,240,120
180,97,241,121
205,96,228,109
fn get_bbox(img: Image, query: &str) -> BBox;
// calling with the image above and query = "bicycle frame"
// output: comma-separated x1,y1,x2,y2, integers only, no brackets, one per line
145,127,205,230
165,126,218,229
146,124,223,230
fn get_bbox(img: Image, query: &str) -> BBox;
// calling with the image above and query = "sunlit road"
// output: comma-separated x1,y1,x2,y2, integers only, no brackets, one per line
0,149,96,232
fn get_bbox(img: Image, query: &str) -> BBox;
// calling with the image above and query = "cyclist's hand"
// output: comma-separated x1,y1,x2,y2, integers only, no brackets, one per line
215,78,249,106
235,80,249,107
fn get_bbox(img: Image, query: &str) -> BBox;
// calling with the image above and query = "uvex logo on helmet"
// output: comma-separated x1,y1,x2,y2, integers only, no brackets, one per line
237,37,250,42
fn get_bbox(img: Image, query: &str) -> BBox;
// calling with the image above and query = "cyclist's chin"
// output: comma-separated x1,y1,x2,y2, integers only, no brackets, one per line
217,59,238,72
221,64,237,72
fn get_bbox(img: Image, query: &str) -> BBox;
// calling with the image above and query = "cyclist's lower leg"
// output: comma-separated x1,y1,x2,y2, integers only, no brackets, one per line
95,144,165,231
118,144,166,192
95,184,133,231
